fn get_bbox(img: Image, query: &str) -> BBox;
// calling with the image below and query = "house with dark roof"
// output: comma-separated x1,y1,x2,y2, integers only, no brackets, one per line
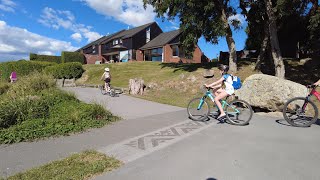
77,22,208,64
138,29,208,63
77,22,162,64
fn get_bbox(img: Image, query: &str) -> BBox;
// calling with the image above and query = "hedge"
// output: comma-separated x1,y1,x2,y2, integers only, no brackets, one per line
61,51,84,64
44,62,84,79
30,53,61,64
0,60,56,82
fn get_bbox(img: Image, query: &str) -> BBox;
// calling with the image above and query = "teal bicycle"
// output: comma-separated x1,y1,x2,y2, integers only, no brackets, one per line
187,87,253,126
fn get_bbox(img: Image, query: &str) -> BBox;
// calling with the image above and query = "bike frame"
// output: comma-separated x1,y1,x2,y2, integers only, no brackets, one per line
303,87,320,110
198,89,240,115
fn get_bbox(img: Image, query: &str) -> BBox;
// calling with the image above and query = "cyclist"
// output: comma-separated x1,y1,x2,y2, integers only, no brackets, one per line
205,64,234,121
101,67,111,92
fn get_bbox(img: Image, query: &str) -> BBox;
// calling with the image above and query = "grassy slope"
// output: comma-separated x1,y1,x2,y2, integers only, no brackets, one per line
77,61,257,107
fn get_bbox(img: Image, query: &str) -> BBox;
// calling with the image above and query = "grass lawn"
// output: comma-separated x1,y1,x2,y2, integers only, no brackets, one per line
77,61,257,107
77,60,320,109
5,151,122,180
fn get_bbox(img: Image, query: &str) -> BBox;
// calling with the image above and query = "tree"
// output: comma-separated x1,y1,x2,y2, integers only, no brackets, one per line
265,0,285,78
143,0,241,73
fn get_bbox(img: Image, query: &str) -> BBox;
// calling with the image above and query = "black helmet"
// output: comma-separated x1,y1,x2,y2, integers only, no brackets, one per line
218,64,229,74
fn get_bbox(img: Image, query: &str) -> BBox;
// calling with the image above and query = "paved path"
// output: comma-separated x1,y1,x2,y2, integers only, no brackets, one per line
95,115,320,180
0,87,184,177
1,87,320,180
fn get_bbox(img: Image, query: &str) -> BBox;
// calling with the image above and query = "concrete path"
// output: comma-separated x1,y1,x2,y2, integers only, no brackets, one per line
0,87,184,177
95,115,320,180
1,87,320,180
63,87,183,119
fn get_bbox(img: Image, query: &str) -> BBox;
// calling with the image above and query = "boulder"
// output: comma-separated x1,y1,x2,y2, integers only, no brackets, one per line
235,74,308,111
63,78,76,87
129,78,144,95
56,79,64,87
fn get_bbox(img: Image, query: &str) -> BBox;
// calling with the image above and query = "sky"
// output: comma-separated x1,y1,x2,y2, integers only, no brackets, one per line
0,0,248,62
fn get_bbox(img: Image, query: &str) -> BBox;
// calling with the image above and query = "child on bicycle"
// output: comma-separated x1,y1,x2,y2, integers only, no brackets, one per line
204,64,234,121
101,67,111,92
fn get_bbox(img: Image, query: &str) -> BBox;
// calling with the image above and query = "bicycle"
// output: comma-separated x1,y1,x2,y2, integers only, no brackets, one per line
283,85,320,127
99,84,121,97
187,87,253,126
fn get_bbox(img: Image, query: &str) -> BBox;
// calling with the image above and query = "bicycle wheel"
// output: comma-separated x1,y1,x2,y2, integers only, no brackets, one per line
99,85,107,95
226,99,253,126
109,89,116,97
283,97,318,127
187,97,210,121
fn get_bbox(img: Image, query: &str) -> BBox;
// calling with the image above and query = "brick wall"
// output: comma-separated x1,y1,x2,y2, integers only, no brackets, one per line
163,44,203,63
83,54,102,64
136,49,144,61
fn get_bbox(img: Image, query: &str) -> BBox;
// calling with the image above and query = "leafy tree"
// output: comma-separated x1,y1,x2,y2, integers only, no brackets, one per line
143,0,242,73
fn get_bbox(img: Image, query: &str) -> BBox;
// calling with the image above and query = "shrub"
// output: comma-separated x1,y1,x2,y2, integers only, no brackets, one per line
61,51,84,64
0,82,10,95
30,53,61,64
0,88,77,128
0,60,56,81
6,72,56,97
44,62,84,79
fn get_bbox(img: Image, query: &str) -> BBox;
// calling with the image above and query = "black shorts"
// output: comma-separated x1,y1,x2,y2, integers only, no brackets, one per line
104,78,110,83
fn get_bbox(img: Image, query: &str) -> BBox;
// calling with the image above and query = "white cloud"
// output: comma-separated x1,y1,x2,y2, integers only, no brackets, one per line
0,0,16,12
39,7,102,43
0,20,78,62
228,14,247,25
82,0,156,26
71,33,82,42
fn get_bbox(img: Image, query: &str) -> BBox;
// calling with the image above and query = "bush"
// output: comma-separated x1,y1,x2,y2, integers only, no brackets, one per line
0,60,56,81
30,53,61,64
0,101,117,144
6,72,56,97
44,62,85,79
61,51,84,64
0,82,10,95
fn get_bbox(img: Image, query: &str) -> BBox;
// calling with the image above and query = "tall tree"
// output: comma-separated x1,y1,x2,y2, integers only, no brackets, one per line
143,0,241,73
265,0,285,78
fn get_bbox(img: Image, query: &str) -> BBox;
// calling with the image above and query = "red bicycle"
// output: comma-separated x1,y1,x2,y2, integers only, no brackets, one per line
283,85,320,127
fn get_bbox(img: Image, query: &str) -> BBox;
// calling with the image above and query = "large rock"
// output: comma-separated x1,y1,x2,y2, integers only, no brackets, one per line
63,78,76,87
129,78,144,95
235,74,308,111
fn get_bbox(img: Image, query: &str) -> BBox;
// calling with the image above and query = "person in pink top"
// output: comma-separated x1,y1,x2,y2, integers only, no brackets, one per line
10,71,17,83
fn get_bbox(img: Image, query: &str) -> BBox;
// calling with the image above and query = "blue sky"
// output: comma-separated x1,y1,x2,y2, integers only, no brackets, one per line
0,0,247,62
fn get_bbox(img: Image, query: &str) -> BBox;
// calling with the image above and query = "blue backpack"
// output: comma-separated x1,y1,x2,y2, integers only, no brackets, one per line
224,74,242,90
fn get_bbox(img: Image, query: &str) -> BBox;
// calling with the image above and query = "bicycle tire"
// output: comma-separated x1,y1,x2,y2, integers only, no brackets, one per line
283,97,318,127
99,85,107,95
187,97,210,121
226,99,253,126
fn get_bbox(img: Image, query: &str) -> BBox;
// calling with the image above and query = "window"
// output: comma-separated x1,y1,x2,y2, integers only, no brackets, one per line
145,48,163,61
172,45,179,57
119,39,123,44
146,27,151,43
113,39,119,45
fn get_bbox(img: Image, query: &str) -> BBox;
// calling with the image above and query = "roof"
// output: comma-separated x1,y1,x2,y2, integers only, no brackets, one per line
76,30,125,51
112,22,156,40
76,22,156,51
140,29,181,50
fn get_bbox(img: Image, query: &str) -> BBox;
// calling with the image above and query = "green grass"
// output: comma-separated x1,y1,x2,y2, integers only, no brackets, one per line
77,61,256,107
77,60,320,109
0,73,120,144
6,150,122,180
